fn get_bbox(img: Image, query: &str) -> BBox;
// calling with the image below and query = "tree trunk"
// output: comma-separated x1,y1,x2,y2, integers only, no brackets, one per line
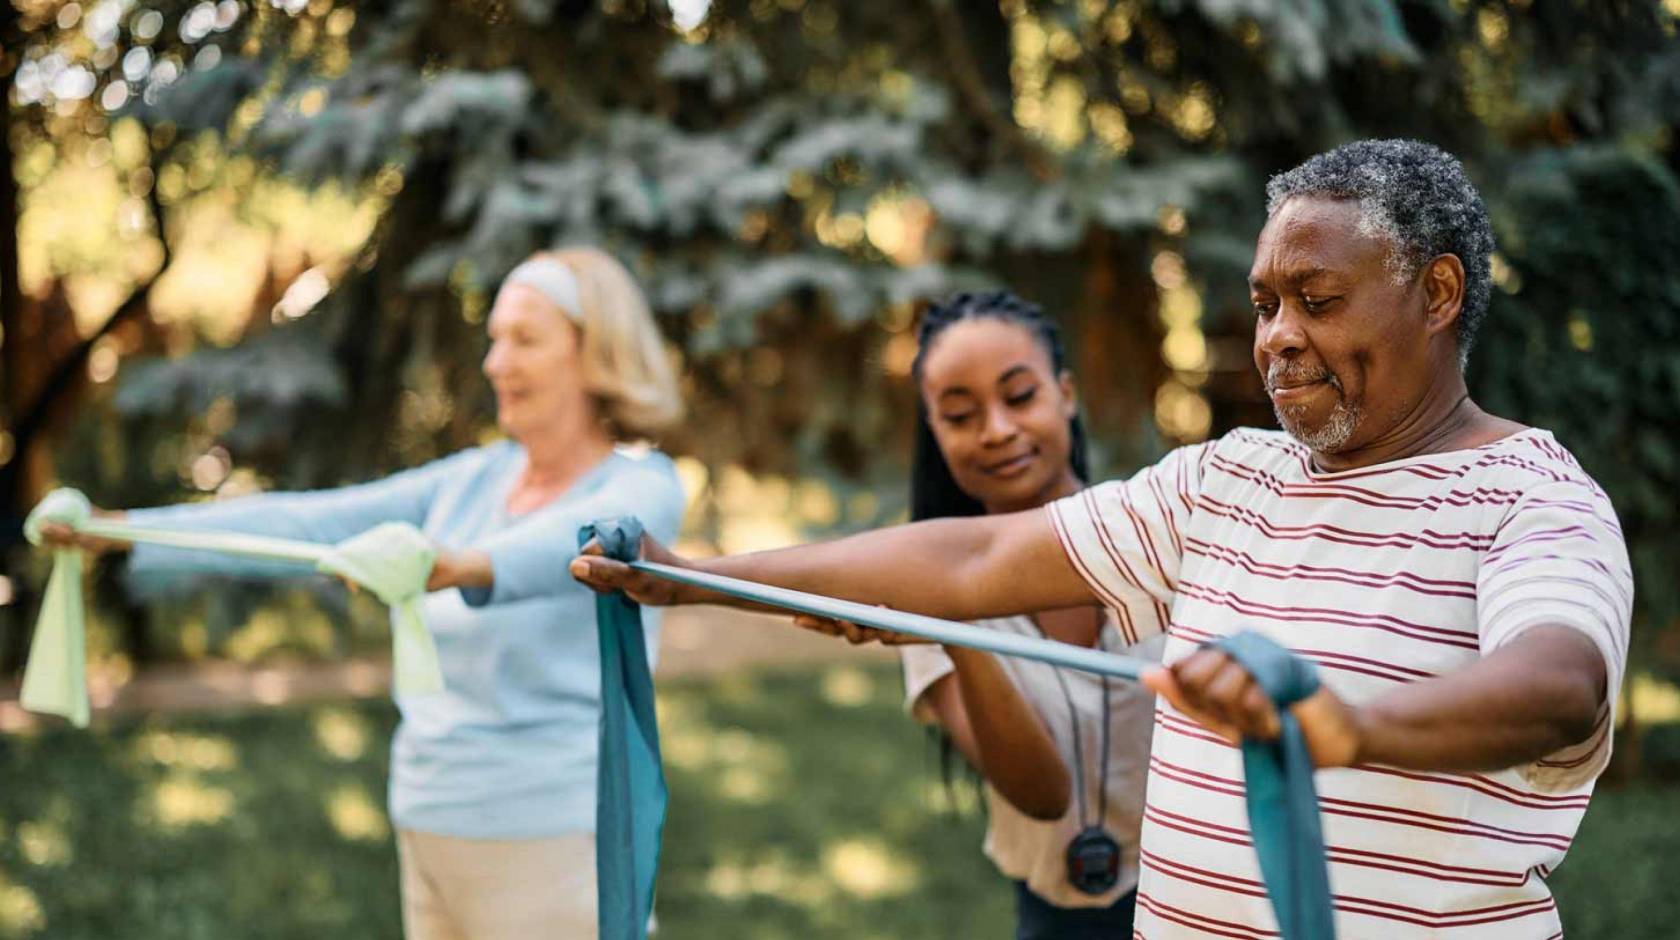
0,2,36,679
2,0,26,538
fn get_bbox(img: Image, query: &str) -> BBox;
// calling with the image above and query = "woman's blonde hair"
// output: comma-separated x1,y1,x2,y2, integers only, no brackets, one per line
529,246,684,440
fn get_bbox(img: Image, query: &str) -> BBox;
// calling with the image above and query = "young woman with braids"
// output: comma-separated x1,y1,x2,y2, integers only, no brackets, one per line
794,291,1159,938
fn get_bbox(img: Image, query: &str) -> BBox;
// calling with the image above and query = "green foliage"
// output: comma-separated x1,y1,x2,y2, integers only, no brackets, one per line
1470,146,1680,681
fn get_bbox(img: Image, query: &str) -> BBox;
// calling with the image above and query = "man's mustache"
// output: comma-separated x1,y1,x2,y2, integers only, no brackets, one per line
1265,361,1341,393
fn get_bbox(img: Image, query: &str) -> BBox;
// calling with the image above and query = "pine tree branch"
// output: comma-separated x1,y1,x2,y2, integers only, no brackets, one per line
925,0,1057,181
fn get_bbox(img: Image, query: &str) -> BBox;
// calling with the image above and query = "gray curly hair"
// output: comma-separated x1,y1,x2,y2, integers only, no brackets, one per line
1265,139,1496,364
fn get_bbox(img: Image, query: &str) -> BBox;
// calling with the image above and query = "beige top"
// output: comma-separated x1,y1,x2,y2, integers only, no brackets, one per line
900,618,1161,908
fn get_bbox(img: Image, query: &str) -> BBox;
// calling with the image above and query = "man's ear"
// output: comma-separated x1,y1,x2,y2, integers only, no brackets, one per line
1422,254,1466,338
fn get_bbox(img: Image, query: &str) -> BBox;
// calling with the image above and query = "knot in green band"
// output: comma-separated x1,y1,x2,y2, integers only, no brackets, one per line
24,488,92,546
315,522,436,605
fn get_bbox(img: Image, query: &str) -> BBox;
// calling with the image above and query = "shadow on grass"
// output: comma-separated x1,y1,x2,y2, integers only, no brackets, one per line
0,662,1675,939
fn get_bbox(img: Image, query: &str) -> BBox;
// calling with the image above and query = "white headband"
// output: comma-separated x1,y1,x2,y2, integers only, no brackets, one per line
504,258,582,322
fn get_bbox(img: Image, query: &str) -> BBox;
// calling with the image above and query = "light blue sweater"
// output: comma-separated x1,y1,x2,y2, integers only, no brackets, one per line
126,441,685,839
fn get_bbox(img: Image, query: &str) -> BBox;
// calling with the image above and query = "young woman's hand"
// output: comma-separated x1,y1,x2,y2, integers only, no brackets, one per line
569,533,699,606
35,509,132,556
789,612,930,646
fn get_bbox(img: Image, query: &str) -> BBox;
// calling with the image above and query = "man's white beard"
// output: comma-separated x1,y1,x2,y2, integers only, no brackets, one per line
1267,360,1361,454
1276,398,1361,453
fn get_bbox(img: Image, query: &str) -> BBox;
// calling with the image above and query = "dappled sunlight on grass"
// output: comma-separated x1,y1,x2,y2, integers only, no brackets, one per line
12,796,74,872
819,666,875,708
1629,673,1680,725
325,783,389,843
911,777,983,817
716,766,774,804
709,672,765,708
660,698,792,805
704,849,831,904
0,871,45,937
145,775,236,829
0,667,1674,938
311,707,371,762
0,705,405,938
821,838,919,899
657,665,1014,937
132,729,239,772
16,820,71,869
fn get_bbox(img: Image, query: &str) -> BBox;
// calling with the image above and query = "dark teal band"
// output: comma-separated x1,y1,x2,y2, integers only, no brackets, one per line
1212,632,1336,939
583,517,663,940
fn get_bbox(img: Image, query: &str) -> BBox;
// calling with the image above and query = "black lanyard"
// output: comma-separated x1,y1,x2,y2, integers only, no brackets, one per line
1029,612,1122,896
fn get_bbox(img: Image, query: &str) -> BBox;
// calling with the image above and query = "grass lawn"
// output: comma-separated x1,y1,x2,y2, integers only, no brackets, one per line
1,662,1676,939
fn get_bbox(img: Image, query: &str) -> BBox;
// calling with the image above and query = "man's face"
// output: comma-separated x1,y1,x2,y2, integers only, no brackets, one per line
1249,196,1439,456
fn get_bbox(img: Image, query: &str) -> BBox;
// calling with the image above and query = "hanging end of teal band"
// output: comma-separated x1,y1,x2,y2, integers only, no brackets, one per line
1211,631,1335,940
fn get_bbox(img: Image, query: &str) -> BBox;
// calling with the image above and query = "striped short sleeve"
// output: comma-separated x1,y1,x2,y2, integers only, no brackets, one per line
1046,441,1213,645
1478,481,1633,791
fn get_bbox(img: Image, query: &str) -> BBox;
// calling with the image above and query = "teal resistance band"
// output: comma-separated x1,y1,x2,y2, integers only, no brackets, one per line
584,517,1336,940
585,518,665,940
1213,632,1335,940
22,488,446,728
631,560,1152,679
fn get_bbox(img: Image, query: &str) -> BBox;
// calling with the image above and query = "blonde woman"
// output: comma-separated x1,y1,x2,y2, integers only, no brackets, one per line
41,247,687,939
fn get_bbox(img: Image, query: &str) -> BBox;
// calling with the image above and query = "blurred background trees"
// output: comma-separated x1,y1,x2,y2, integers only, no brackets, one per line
2,0,1678,762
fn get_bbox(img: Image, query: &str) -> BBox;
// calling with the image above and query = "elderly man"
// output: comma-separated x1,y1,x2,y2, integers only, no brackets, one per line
574,139,1630,937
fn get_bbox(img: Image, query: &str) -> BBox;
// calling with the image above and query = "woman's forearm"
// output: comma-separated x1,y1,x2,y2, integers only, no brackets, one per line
940,646,1071,820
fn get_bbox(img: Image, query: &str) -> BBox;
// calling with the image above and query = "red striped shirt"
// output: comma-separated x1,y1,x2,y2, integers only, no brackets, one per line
1049,428,1631,937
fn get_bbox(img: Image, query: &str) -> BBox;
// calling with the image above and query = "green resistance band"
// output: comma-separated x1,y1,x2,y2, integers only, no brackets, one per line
586,518,1336,940
21,488,447,727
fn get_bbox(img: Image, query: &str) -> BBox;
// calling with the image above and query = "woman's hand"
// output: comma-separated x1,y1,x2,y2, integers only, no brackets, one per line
1142,648,1362,769
426,547,493,593
568,533,699,606
789,612,930,646
36,509,131,556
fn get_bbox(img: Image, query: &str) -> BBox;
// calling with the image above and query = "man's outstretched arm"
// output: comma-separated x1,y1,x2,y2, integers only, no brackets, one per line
1146,624,1607,773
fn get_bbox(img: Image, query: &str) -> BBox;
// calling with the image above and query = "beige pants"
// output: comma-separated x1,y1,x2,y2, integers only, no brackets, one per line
397,828,597,940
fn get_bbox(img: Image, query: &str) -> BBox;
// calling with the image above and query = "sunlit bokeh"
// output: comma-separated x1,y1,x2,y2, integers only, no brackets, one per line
312,706,371,762
133,729,239,771
0,872,46,937
325,783,389,842
145,774,236,829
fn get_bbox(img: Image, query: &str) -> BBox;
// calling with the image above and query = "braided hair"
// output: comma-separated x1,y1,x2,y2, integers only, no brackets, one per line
909,290,1091,522
907,289,1093,796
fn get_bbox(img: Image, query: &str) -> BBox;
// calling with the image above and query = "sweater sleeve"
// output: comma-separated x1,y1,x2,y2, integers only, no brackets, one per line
461,454,687,608
124,449,480,582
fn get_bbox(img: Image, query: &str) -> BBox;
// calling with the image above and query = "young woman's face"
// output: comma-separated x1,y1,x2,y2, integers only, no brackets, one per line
482,283,587,440
918,317,1081,514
